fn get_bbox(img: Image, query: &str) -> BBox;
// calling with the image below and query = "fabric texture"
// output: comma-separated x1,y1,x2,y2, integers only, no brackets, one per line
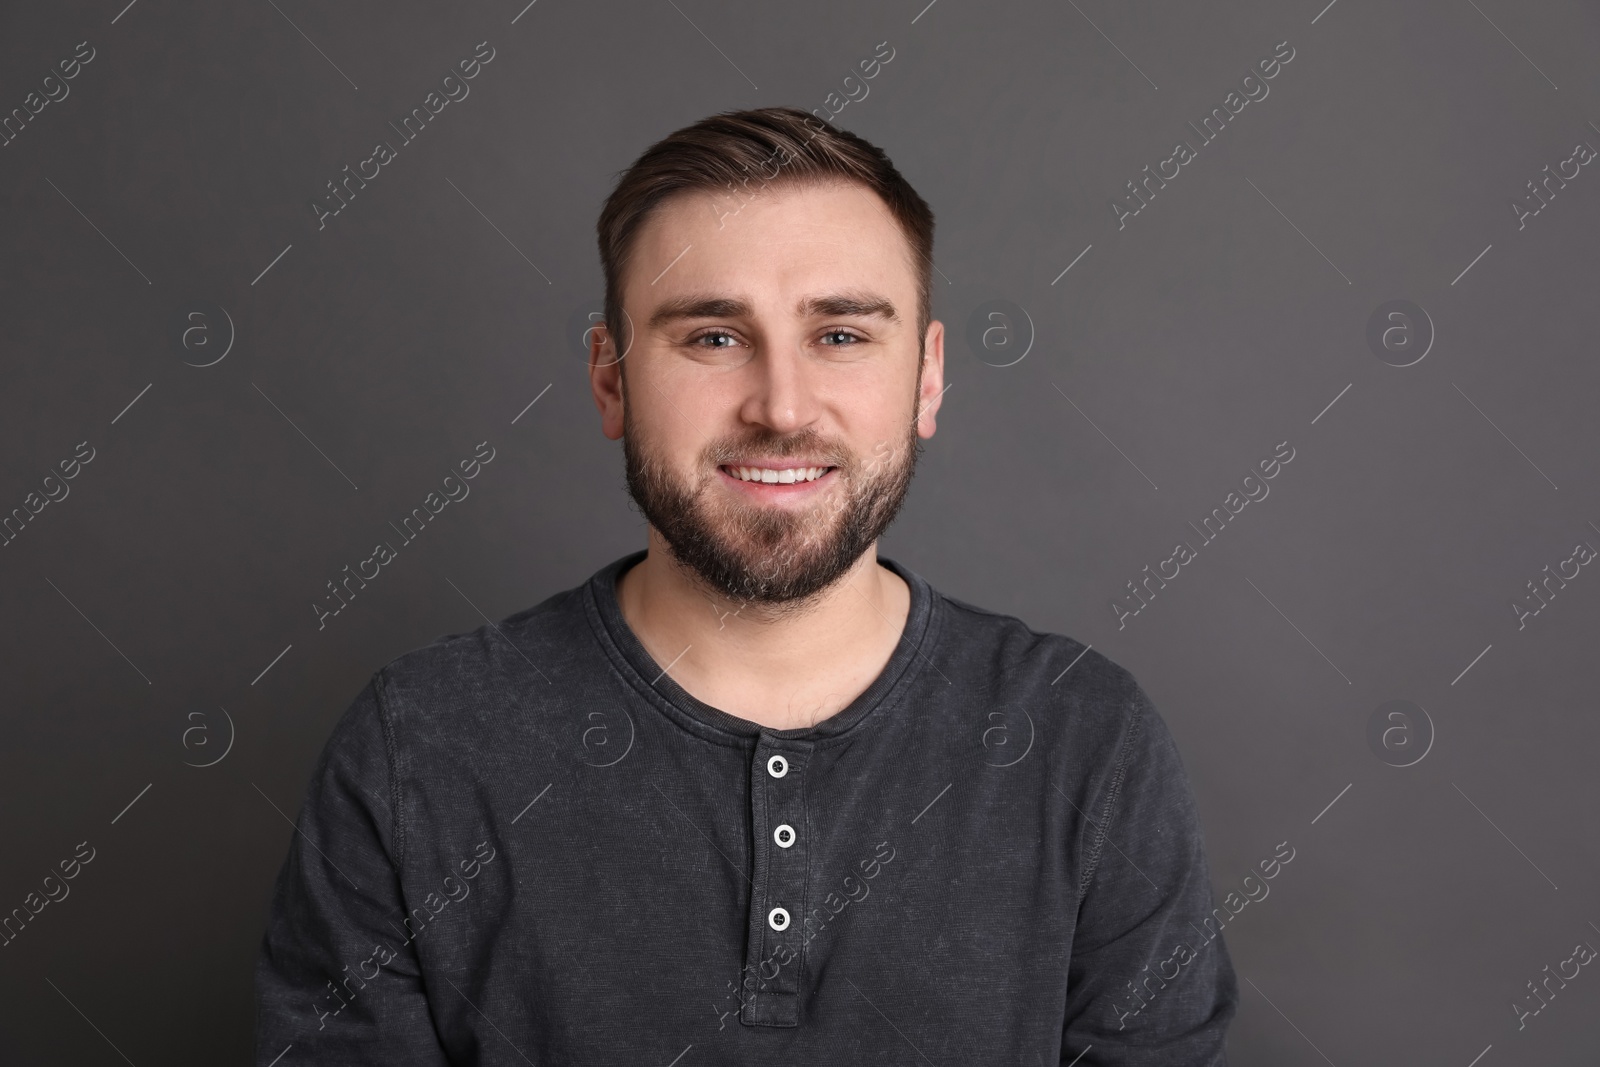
254,549,1238,1064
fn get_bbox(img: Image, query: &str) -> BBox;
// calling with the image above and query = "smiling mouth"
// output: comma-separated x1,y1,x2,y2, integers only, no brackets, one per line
718,465,836,485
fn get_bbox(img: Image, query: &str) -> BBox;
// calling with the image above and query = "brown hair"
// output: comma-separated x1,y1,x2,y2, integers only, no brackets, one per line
595,106,935,363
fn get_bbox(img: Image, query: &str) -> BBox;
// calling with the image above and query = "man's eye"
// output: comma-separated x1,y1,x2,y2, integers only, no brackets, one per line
689,329,740,348
820,330,865,346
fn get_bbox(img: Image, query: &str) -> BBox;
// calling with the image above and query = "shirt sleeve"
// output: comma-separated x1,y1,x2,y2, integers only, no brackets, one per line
253,671,451,1065
1061,679,1239,1065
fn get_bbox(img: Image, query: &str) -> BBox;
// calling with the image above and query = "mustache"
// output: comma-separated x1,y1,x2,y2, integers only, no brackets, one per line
707,442,851,469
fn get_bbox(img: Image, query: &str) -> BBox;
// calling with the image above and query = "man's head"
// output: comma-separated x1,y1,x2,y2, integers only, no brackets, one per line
589,106,944,613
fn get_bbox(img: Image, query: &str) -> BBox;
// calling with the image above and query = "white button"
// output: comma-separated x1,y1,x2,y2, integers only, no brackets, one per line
766,755,788,778
773,824,795,848
768,906,790,931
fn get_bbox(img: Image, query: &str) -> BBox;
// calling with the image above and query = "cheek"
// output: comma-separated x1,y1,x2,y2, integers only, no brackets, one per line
631,363,711,444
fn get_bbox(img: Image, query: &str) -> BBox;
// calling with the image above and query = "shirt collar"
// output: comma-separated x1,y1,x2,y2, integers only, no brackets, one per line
584,547,937,743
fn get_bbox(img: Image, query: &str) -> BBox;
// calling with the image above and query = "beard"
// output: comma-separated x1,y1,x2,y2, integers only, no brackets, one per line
621,377,922,613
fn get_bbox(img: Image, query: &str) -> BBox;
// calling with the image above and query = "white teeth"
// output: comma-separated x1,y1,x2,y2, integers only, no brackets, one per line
728,466,828,484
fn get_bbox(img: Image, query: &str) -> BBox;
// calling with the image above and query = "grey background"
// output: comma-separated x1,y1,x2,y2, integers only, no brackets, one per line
2,0,1598,1062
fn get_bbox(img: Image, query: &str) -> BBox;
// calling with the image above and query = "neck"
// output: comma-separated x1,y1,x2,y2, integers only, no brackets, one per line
615,530,911,729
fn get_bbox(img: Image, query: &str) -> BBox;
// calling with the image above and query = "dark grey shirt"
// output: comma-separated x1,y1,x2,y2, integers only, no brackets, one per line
254,549,1238,1064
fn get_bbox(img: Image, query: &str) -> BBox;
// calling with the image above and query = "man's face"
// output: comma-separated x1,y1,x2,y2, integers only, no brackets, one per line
591,179,945,609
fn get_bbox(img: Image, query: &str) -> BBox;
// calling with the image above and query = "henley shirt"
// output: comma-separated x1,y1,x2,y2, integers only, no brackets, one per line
254,549,1239,1065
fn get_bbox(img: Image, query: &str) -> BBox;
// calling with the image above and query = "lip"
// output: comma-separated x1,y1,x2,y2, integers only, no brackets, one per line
717,464,837,501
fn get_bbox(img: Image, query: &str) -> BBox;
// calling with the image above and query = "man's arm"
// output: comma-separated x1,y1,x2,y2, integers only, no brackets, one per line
1061,680,1239,1065
254,671,451,1065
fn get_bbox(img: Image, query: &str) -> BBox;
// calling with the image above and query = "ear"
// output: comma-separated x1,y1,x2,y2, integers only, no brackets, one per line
915,319,945,439
589,320,626,441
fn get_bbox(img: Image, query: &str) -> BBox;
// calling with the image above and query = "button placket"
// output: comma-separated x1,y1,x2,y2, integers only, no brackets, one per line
741,734,810,1027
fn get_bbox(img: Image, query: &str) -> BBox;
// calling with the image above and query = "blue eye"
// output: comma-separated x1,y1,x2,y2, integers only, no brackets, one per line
690,329,740,348
821,330,864,345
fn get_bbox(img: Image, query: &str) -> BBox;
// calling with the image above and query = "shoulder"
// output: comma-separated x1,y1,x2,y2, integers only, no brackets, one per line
935,589,1141,708
926,587,1191,819
371,582,589,729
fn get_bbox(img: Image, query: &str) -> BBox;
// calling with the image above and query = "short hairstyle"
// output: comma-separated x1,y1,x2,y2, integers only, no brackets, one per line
595,105,935,364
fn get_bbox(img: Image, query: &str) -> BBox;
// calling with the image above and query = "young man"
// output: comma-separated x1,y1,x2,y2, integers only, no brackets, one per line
255,106,1238,1064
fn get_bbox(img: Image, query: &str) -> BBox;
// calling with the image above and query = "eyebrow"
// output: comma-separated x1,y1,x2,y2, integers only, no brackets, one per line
646,291,901,331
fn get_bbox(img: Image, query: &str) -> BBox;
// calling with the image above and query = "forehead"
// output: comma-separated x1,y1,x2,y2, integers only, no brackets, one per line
623,180,917,311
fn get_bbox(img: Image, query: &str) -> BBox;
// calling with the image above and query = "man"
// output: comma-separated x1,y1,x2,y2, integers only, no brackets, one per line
255,106,1238,1064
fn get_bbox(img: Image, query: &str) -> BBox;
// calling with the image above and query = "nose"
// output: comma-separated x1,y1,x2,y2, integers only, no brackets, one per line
740,335,823,435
